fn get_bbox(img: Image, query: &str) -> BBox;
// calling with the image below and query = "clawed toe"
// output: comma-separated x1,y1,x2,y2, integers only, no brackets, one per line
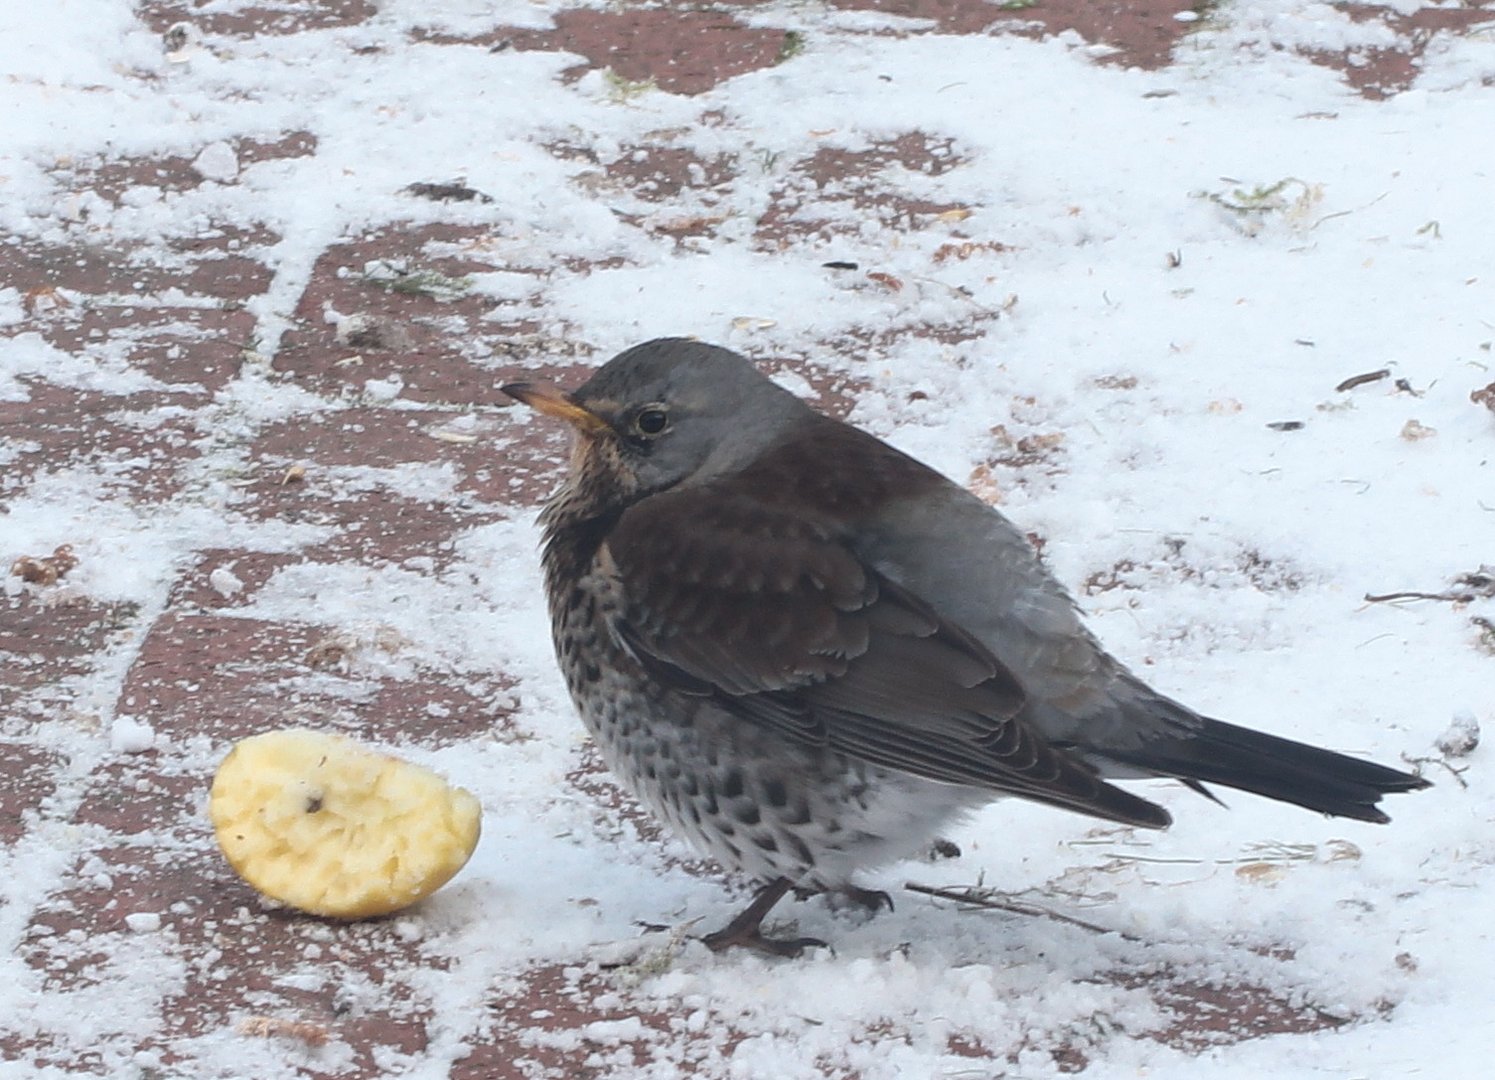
702,925,828,958
839,885,894,914
929,838,962,861
700,877,832,959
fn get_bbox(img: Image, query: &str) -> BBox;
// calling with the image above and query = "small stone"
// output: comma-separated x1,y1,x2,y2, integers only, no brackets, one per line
125,912,162,933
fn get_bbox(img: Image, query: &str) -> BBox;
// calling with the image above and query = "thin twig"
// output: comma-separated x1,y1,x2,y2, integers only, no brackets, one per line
1401,754,1470,790
1334,368,1389,392
1364,590,1478,604
904,882,1141,941
1365,568,1494,606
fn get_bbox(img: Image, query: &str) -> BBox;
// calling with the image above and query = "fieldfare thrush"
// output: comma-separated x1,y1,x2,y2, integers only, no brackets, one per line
503,338,1428,956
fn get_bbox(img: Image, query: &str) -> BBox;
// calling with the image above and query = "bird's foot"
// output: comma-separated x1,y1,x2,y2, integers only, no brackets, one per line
701,923,827,959
701,877,829,959
838,885,895,914
929,837,962,861
798,883,895,917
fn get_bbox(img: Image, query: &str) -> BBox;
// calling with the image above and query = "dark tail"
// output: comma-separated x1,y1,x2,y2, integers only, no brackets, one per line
1114,717,1430,824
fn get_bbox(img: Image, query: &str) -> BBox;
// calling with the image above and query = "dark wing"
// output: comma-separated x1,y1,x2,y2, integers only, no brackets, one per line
601,487,1170,828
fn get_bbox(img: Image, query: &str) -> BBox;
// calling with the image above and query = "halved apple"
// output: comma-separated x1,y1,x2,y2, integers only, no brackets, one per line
210,729,481,918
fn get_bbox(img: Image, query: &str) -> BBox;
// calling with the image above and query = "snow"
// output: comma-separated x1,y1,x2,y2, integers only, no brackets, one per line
191,142,242,185
2,1,1493,1077
109,715,158,754
125,911,163,934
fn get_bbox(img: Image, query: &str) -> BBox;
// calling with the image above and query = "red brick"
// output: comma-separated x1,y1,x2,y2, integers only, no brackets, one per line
270,223,589,406
21,844,439,1075
120,610,517,746
0,384,203,501
138,1,377,37
419,9,793,96
755,133,970,250
1309,2,1495,98
825,0,1198,69
0,591,141,711
248,405,578,507
34,305,257,392
0,742,63,844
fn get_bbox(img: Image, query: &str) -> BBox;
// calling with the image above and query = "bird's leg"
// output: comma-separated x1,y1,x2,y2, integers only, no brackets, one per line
702,877,827,958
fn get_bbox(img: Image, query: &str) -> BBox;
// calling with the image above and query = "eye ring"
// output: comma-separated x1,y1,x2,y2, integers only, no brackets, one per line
634,406,670,436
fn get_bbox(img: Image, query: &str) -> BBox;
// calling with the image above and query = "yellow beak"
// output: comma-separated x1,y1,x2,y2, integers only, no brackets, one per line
501,382,609,434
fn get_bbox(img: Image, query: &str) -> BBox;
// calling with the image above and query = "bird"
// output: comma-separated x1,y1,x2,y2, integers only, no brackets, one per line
502,338,1429,957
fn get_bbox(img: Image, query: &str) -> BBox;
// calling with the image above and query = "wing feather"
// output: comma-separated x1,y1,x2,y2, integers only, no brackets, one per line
602,486,1170,828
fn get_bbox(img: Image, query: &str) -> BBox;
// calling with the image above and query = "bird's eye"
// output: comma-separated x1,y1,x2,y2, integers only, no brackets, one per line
634,407,669,436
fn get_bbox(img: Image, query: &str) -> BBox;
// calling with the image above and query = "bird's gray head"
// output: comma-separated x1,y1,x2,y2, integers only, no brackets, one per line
502,338,815,504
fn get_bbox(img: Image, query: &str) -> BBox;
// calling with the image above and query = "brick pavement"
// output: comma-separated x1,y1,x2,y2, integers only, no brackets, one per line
4,2,1490,1076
